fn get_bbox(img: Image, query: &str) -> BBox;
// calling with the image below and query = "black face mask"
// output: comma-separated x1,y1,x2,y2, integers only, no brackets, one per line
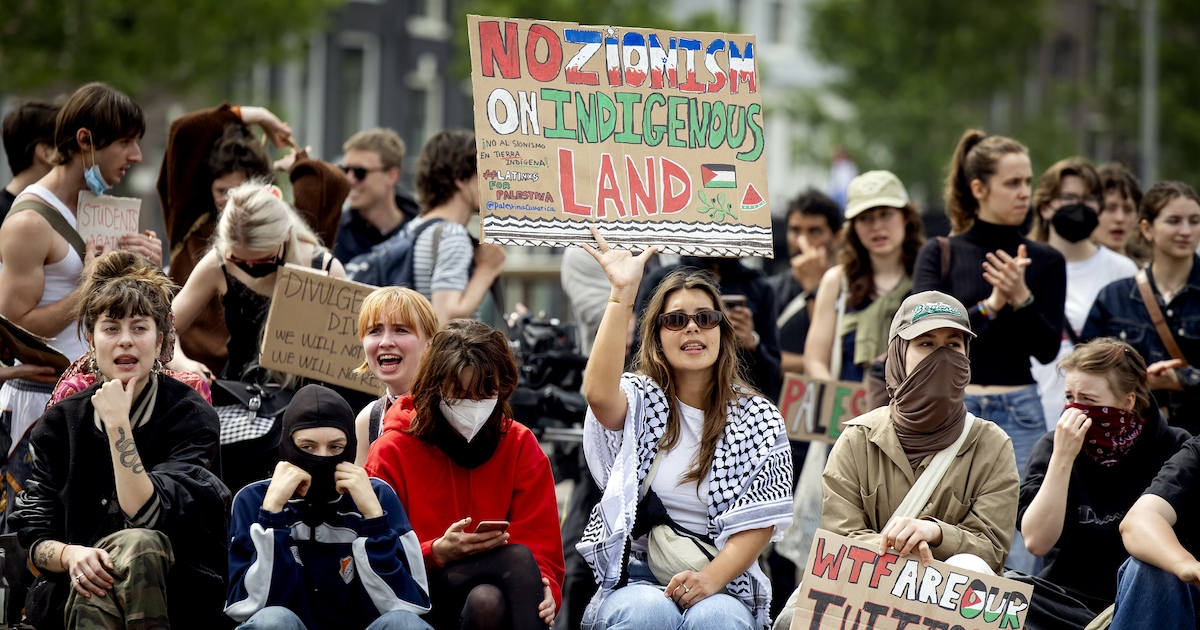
232,259,282,278
1051,203,1099,243
278,385,357,507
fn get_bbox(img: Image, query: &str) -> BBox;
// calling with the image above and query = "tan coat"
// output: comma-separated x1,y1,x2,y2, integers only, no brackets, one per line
821,406,1019,573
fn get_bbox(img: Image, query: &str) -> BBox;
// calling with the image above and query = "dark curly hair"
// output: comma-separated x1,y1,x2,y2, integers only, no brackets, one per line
207,123,270,180
414,130,477,213
73,250,178,356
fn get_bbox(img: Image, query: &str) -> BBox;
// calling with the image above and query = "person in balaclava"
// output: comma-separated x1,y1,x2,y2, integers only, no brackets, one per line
225,384,434,630
772,291,1021,630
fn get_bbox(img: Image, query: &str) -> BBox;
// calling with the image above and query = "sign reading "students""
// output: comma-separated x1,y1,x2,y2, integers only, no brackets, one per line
466,15,772,257
260,265,381,394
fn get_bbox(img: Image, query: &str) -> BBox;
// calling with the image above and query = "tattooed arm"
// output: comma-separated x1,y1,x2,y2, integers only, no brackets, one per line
93,379,155,520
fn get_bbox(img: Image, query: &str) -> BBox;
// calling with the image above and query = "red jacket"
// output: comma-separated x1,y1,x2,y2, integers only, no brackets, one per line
365,397,565,607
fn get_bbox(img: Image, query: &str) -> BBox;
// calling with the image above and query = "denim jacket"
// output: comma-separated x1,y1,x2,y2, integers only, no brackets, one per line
1082,256,1200,434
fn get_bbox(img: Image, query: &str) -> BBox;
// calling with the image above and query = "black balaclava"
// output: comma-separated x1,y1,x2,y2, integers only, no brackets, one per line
279,384,357,505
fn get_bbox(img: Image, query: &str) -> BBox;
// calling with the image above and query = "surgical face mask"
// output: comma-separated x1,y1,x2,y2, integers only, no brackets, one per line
83,142,112,196
1050,203,1099,243
439,398,499,442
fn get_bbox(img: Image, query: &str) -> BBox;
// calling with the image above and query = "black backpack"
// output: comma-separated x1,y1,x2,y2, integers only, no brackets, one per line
344,218,446,287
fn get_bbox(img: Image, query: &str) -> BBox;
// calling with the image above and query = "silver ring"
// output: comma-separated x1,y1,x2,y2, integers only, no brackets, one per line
683,585,690,593
75,574,84,583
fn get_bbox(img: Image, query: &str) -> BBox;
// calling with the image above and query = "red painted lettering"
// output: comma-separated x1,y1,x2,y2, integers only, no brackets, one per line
557,148,592,216
595,153,626,218
525,24,562,82
479,21,521,79
625,156,657,216
660,157,691,214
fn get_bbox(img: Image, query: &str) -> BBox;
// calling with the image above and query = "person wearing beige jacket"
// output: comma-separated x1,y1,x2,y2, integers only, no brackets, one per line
773,291,1020,630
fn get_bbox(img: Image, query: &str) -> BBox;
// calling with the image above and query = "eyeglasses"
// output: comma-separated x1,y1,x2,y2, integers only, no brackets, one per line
341,165,388,181
658,309,723,331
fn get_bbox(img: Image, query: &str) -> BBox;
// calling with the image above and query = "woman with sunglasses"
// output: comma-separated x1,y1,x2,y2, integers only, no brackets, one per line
576,227,793,630
167,181,345,383
158,103,348,377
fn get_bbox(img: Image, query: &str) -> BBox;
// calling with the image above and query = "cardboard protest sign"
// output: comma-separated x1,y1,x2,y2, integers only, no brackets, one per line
792,530,1033,630
77,192,141,253
0,314,70,373
778,373,871,443
260,265,382,394
467,15,771,257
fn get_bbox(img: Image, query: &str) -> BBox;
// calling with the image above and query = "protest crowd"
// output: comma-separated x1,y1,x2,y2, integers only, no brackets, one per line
2,30,1200,630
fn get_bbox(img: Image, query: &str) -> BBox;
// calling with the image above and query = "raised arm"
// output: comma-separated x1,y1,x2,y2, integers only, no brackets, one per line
580,226,657,432
1020,412,1087,556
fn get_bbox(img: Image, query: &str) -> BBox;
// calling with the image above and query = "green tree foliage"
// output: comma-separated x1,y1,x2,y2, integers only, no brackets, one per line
795,0,1064,204
0,0,344,95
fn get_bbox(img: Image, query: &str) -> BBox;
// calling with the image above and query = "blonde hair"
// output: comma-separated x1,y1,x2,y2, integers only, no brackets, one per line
354,286,439,374
211,180,327,264
343,128,406,171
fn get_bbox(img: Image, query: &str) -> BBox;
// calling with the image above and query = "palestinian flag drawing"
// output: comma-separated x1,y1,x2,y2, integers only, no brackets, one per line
960,581,987,619
701,164,736,189
741,183,766,211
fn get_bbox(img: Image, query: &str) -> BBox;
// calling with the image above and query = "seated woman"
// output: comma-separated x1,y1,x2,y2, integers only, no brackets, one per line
352,286,439,465
11,250,230,628
157,103,347,376
365,320,564,629
774,291,1020,630
1018,338,1189,630
577,228,793,630
168,181,347,491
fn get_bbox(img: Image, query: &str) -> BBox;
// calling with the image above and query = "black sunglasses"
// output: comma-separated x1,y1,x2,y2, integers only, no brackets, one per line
341,165,388,180
658,309,723,331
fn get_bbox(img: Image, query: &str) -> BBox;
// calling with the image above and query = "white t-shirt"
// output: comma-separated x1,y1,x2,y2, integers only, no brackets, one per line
649,400,712,537
1032,246,1139,429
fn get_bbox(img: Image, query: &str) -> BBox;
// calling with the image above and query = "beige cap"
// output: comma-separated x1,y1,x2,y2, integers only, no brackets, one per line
889,291,976,341
844,170,910,220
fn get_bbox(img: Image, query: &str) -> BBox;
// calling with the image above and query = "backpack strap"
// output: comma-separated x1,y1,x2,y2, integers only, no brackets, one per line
1137,268,1188,365
6,199,86,261
429,221,449,274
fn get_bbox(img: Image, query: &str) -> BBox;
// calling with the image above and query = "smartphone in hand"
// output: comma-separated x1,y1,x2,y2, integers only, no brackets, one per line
472,520,510,534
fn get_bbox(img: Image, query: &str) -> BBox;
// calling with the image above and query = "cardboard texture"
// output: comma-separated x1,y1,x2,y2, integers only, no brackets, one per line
791,530,1033,630
778,373,870,443
466,15,771,257
260,265,382,394
76,191,141,253
0,314,70,373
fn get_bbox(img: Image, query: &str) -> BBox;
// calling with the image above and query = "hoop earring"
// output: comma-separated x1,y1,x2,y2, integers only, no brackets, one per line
152,359,163,376
87,353,99,375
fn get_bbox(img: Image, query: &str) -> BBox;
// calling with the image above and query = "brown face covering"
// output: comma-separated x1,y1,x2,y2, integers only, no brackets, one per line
885,338,971,469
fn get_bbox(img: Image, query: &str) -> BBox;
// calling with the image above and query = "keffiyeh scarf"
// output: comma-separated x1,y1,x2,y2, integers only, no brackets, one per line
577,373,794,629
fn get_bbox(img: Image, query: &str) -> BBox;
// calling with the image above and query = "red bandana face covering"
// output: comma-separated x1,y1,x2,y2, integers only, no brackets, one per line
1067,403,1144,467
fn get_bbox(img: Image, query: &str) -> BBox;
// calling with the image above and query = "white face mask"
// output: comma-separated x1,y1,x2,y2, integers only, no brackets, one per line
439,398,499,442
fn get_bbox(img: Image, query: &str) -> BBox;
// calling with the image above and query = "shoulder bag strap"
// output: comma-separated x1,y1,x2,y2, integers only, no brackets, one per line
887,415,975,526
829,272,849,378
937,236,951,282
1136,268,1188,364
640,449,665,499
7,200,86,261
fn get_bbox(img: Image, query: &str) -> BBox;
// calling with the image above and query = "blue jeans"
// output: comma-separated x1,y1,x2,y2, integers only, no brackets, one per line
965,384,1046,575
595,552,755,630
1112,557,1200,629
239,606,433,630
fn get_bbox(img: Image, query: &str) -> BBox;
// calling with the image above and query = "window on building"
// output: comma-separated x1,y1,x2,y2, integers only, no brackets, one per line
340,47,364,142
768,1,785,44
